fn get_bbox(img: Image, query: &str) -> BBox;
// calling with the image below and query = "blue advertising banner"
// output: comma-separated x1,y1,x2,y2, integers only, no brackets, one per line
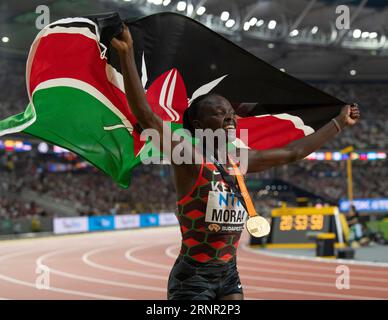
339,199,388,213
88,215,115,231
140,214,159,228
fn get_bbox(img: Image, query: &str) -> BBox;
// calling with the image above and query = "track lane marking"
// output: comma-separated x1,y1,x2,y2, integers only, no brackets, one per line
242,243,388,268
37,245,166,293
163,244,386,299
0,248,126,300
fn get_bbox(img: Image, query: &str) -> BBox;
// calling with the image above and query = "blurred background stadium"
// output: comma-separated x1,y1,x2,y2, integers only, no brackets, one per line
0,0,387,289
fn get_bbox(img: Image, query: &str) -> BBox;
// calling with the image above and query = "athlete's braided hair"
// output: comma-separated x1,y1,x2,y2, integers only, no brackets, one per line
183,93,221,135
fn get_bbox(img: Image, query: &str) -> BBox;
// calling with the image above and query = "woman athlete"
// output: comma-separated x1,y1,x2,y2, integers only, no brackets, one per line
111,25,360,300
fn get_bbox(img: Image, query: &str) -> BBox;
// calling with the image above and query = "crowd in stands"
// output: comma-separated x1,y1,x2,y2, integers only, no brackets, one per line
0,197,47,221
1,58,388,151
0,152,177,218
0,169,47,220
0,57,387,221
1,150,386,219
0,59,28,121
283,160,388,202
318,83,388,150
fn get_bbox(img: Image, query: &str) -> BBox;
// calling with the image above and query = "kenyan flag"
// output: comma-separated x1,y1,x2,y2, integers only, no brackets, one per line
0,17,141,187
0,13,345,188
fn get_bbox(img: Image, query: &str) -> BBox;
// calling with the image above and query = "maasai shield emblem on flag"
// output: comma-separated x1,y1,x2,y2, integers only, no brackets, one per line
0,12,345,188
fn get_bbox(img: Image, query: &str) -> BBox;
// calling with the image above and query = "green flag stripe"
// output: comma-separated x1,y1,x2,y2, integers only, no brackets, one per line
32,78,133,133
26,86,139,188
0,103,36,136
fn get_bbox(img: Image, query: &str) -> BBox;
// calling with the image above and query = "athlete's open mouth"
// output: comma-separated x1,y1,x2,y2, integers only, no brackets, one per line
223,124,235,130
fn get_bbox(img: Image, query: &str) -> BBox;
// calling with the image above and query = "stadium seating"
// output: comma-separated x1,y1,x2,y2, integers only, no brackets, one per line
0,59,387,219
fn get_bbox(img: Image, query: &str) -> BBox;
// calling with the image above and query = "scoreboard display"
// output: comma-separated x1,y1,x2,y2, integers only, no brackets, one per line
265,206,345,248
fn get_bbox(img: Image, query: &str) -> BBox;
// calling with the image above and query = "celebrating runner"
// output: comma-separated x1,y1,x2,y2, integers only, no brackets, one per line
111,24,360,300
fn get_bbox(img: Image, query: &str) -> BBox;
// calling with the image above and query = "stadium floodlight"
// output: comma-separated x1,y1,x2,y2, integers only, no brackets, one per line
123,0,132,2
38,142,49,154
249,17,258,26
268,43,275,49
268,20,277,30
225,19,236,28
352,29,361,39
256,19,264,27
177,1,186,11
361,31,369,39
243,22,250,31
280,68,285,72
1,36,9,43
153,0,163,5
196,6,206,15
311,26,318,34
369,32,378,39
163,0,171,5
221,11,230,21
350,69,357,76
290,29,299,37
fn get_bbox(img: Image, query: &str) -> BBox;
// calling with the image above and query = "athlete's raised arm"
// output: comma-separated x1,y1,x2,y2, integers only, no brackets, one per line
111,24,200,195
247,104,360,173
111,24,163,134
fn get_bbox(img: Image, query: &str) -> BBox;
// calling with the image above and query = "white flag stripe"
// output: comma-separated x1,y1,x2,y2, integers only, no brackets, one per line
141,52,148,89
103,124,127,131
166,70,180,121
189,74,228,104
251,113,314,136
0,109,37,137
105,64,125,94
159,70,176,121
272,113,314,135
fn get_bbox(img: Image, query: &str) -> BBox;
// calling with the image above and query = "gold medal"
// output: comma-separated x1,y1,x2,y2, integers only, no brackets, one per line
246,216,271,238
227,156,271,238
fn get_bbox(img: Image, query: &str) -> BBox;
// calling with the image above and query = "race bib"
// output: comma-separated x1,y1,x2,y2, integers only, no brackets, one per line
205,191,247,233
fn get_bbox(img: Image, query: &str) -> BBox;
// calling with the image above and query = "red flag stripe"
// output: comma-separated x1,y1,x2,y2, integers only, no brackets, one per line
237,115,306,150
145,68,188,123
28,33,137,125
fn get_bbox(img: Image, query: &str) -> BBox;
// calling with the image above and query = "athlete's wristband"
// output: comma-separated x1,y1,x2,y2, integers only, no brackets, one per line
332,118,341,133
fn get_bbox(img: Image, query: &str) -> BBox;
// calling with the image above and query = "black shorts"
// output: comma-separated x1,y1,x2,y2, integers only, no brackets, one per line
167,255,243,300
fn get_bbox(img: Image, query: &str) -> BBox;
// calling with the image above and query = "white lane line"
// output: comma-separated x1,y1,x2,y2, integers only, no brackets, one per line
4,230,384,300
237,260,388,284
165,245,388,278
82,247,165,280
37,245,165,293
135,243,270,299
165,245,388,292
240,244,388,283
242,284,381,300
124,242,174,271
131,243,279,299
237,249,388,277
0,249,127,300
242,243,388,268
165,245,388,299
161,243,384,300
0,226,178,248
241,273,388,293
237,254,388,277
165,244,179,259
